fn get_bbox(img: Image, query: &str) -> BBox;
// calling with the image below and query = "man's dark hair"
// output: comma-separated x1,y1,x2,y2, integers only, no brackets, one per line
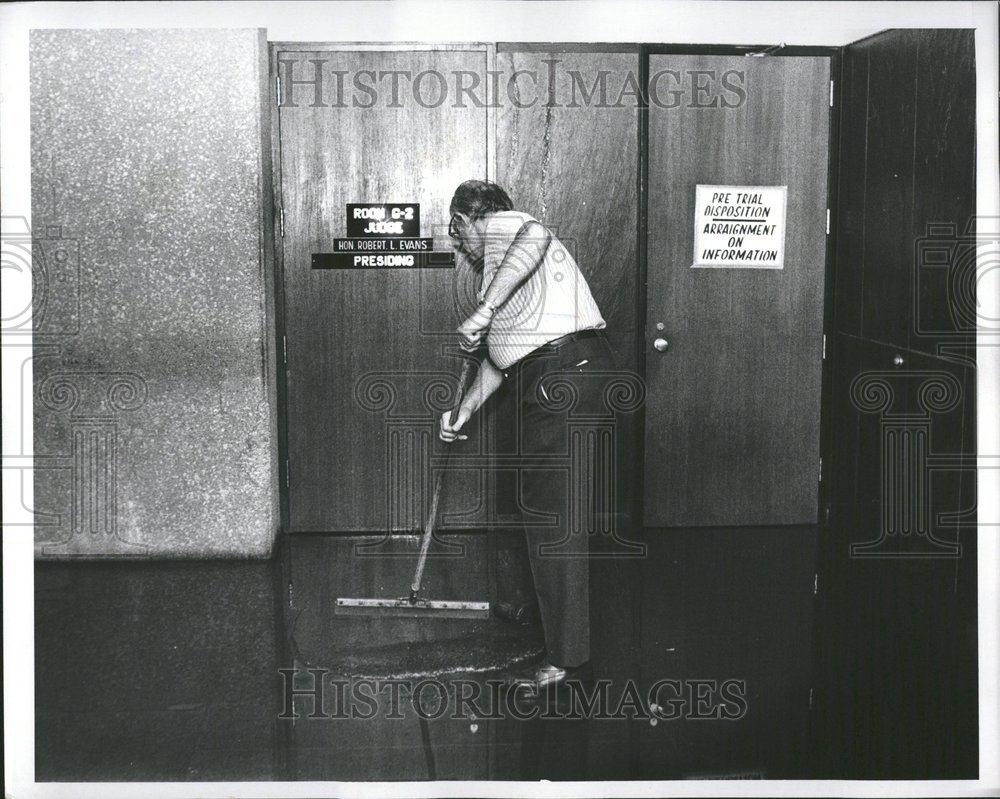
449,180,514,220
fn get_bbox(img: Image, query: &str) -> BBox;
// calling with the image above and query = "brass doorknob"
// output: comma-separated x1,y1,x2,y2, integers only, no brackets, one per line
653,337,669,352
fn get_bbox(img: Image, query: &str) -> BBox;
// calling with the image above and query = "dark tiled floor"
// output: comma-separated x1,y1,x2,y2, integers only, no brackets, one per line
35,560,283,780
36,526,818,781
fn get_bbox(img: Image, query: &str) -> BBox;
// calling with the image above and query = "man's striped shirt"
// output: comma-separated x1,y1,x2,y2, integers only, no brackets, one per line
478,211,606,369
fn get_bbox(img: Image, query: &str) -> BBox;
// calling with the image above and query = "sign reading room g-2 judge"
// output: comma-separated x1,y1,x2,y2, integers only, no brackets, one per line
311,203,454,269
693,185,787,269
346,203,420,238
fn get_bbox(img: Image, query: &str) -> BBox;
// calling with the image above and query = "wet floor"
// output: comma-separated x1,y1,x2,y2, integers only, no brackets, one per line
36,527,819,781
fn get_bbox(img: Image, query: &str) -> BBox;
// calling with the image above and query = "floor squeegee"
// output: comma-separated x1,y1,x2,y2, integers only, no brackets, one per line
335,358,491,620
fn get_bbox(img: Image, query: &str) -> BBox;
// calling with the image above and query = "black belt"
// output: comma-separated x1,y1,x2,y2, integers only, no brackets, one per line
519,328,606,364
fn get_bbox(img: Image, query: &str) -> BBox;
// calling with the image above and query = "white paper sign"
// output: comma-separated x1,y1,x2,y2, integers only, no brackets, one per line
692,185,787,269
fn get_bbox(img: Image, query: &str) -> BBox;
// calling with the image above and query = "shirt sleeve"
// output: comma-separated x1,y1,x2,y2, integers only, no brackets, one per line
483,213,534,280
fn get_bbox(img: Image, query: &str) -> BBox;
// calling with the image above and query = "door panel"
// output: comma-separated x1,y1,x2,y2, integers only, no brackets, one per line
911,30,977,356
862,34,919,350
277,48,489,531
643,55,830,526
495,49,640,373
494,48,642,535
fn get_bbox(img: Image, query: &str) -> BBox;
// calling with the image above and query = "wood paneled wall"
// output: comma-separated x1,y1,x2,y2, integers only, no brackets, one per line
817,28,978,778
495,48,641,372
493,47,642,534
832,29,977,358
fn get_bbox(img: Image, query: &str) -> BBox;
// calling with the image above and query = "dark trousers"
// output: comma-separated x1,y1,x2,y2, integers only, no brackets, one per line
495,330,617,667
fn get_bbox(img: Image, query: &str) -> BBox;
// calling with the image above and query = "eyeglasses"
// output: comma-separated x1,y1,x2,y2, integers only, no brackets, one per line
448,214,462,240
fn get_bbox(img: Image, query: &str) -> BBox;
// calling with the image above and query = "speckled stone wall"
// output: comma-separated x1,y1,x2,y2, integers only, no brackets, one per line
31,29,279,558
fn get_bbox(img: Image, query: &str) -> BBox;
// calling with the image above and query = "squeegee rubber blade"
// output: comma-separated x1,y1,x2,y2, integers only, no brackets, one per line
334,597,490,620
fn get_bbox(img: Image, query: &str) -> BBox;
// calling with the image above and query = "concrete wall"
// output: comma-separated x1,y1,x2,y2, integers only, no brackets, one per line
31,29,279,558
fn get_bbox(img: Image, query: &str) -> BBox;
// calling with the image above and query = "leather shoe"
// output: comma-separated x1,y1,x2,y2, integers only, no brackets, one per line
533,663,567,689
517,660,592,693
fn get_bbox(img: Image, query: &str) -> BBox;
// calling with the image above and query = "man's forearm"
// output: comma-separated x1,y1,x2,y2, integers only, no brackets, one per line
481,220,552,311
459,356,505,418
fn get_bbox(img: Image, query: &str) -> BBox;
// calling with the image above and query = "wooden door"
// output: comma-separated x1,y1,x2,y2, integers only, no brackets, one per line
643,54,831,526
274,46,491,531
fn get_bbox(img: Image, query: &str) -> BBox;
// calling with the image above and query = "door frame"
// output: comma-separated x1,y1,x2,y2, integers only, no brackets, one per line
264,40,842,536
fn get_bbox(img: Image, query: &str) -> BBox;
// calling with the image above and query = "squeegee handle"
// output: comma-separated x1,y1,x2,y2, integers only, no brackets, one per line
409,357,475,600
447,358,474,426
